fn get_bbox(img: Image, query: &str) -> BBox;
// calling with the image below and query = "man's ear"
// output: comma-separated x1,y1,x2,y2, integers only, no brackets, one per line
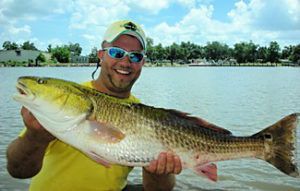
98,50,104,59
141,58,145,66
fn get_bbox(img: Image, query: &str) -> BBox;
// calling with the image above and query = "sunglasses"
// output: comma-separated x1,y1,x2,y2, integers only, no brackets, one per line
103,47,145,63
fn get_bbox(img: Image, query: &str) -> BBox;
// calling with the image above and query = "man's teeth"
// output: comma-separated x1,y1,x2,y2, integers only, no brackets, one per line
116,69,130,75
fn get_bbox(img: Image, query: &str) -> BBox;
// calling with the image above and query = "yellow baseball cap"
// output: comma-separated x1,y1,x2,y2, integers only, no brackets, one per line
102,20,147,50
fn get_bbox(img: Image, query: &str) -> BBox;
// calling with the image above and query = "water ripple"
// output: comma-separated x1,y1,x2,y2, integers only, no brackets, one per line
1,67,300,190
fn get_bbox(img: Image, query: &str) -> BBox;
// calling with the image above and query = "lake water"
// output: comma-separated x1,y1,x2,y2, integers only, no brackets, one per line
0,67,300,191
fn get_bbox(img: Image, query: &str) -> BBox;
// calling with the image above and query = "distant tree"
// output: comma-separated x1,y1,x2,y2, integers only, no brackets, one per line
2,41,18,50
69,43,82,56
179,41,203,63
205,41,230,61
228,47,234,59
166,43,181,65
257,46,268,63
234,43,247,63
47,44,52,53
290,44,300,63
179,42,191,63
51,45,70,63
36,53,46,62
233,41,258,63
2,41,12,50
88,47,98,63
189,43,203,60
246,41,258,62
146,37,156,64
155,43,167,61
11,42,19,50
146,37,154,48
281,45,294,60
21,41,38,50
267,41,280,63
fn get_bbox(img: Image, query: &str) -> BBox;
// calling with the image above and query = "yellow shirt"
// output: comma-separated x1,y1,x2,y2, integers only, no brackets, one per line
21,81,140,191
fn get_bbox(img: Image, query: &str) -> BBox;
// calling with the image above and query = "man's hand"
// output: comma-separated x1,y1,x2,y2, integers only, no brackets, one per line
21,107,55,143
144,152,182,175
142,152,182,191
6,107,56,178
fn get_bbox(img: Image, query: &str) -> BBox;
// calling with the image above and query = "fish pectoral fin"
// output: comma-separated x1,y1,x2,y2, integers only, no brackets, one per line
88,120,125,143
193,163,218,182
86,151,111,168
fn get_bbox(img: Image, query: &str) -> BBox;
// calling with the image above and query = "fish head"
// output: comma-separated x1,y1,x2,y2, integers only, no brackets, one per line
13,76,93,134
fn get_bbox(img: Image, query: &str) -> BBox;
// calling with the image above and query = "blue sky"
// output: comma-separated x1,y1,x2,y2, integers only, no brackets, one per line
0,0,299,55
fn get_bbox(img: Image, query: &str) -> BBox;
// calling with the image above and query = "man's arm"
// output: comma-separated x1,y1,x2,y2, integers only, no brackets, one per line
143,152,182,191
6,107,55,178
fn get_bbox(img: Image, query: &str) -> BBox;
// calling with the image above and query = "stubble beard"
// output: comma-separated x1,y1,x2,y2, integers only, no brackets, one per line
108,74,137,93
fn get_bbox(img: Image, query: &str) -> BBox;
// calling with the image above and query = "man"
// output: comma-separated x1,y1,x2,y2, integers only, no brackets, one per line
6,20,182,191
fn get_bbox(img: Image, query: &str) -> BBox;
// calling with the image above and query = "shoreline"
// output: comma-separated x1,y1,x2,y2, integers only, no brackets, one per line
0,62,299,67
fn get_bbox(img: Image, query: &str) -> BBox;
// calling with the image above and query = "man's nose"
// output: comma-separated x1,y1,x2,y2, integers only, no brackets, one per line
118,55,131,66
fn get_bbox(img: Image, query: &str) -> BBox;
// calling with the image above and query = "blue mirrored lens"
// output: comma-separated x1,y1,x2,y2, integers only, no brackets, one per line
107,47,144,63
108,48,125,59
129,53,143,63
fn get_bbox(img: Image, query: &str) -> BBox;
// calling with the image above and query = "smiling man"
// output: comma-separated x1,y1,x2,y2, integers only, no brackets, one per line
7,20,182,191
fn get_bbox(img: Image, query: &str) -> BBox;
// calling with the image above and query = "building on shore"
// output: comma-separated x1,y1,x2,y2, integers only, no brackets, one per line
70,55,89,63
0,49,45,66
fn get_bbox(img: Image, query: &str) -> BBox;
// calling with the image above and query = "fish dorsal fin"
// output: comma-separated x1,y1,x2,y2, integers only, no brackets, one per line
126,103,231,135
167,109,232,135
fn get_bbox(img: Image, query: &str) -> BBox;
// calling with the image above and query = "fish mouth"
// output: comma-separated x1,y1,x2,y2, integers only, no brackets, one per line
16,81,29,95
14,81,34,101
16,82,27,95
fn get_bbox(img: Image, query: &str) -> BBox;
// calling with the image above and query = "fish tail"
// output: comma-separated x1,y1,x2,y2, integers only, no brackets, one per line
252,113,299,177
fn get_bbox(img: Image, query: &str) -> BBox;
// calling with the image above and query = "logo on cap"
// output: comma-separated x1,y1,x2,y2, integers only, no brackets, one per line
123,22,137,31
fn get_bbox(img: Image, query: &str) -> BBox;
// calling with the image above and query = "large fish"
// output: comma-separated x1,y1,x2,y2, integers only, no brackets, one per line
13,76,299,181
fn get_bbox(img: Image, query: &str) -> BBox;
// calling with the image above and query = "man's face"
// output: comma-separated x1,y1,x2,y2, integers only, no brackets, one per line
98,35,145,94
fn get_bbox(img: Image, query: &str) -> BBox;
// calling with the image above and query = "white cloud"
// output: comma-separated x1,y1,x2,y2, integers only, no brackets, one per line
81,33,100,52
0,0,299,54
128,0,170,14
228,0,300,30
8,25,31,35
149,0,300,47
67,0,133,54
227,0,252,29
177,0,196,8
0,0,72,22
149,5,234,46
82,34,97,41
0,0,72,50
0,24,32,46
69,0,130,30
48,38,64,47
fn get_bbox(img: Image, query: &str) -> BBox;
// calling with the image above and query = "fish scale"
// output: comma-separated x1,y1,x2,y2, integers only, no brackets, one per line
13,76,299,180
92,96,278,165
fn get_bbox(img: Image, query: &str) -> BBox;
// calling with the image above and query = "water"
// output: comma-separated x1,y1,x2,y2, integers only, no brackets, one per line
0,67,300,190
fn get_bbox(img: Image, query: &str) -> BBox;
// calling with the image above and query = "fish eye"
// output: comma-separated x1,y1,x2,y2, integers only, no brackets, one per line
37,78,45,84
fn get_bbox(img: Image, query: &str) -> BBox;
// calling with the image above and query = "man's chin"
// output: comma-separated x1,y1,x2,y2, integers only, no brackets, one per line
109,76,137,93
112,81,133,93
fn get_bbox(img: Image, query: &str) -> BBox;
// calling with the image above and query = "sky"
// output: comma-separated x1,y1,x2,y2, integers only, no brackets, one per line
0,0,299,55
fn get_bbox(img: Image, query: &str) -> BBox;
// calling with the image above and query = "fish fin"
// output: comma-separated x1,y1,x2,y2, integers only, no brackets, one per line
253,113,299,177
88,120,125,143
193,163,218,182
167,109,232,135
130,103,231,134
86,151,111,168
